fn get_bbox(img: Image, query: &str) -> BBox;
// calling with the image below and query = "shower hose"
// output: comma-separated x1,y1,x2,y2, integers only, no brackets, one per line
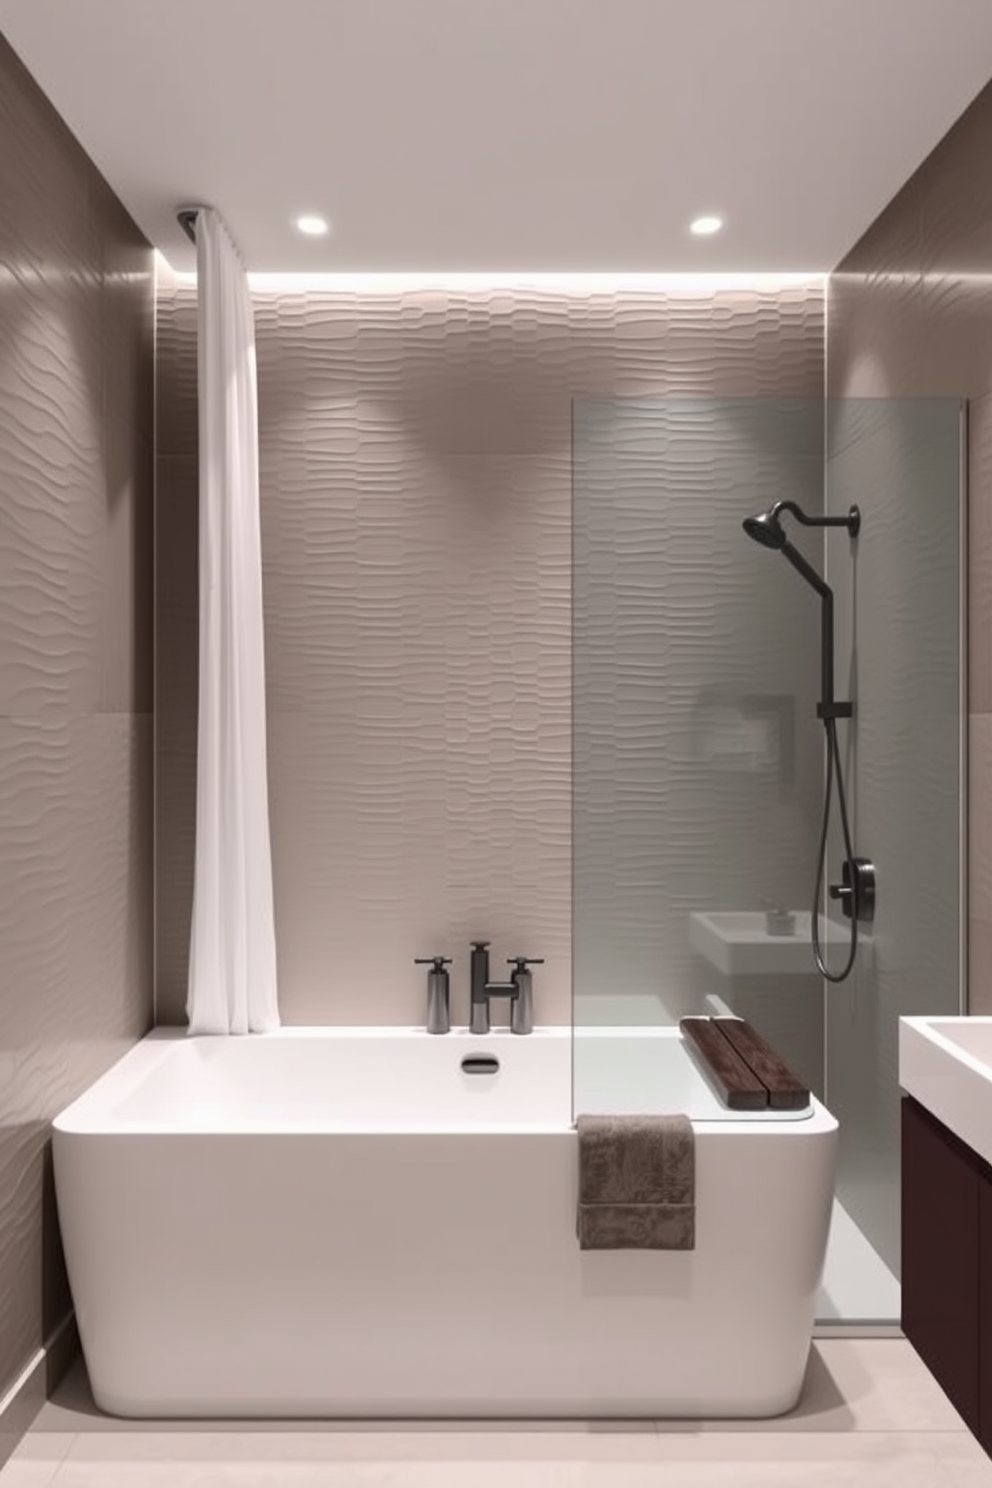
811,716,858,983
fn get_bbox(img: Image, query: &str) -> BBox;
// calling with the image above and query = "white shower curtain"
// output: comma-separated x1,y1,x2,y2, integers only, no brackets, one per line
186,209,280,1034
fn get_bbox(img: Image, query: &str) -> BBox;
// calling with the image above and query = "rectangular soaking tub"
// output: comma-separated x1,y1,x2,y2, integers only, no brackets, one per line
53,1026,837,1418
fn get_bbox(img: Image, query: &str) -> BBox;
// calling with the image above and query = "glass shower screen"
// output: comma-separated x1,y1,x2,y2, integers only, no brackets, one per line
571,395,964,1325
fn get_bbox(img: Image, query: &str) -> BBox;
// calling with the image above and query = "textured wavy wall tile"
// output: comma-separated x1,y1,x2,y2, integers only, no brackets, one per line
0,721,73,1041
0,33,154,1402
0,1108,48,1406
0,716,151,1063
65,716,153,1041
95,178,156,432
613,287,824,398
154,278,198,463
917,265,992,403
153,444,198,1015
152,267,200,1016
916,196,992,401
266,707,571,1027
0,281,103,715
828,184,924,401
0,40,94,274
915,79,992,259
0,716,152,1391
888,80,992,1041
969,394,992,713
971,920,992,1014
98,421,154,714
156,280,824,1027
971,714,992,927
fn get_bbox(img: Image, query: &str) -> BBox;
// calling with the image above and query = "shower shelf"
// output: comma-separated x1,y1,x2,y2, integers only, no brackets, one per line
688,910,848,977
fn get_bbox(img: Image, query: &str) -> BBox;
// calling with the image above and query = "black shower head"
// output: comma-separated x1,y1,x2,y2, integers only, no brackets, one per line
742,499,861,547
740,498,861,723
742,509,787,550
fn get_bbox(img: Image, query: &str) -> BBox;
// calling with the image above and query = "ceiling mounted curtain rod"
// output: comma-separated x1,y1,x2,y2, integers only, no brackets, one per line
177,207,199,242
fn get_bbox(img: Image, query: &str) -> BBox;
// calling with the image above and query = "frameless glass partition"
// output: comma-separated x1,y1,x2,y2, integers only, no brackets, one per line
571,395,964,1325
821,398,965,1321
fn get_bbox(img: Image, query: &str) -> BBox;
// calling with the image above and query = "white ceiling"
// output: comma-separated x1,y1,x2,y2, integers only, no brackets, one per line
3,0,992,274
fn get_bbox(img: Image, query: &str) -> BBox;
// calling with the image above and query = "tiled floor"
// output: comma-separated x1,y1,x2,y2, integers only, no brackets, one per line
3,1341,991,1486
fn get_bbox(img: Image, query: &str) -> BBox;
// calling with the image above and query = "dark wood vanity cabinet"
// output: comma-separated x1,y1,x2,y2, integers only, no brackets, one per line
980,1177,992,1453
902,1096,985,1443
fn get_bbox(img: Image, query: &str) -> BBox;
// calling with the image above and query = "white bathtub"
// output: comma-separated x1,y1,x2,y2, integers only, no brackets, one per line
53,1026,837,1419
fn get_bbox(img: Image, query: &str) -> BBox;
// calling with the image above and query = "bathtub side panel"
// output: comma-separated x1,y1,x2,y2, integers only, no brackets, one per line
54,1121,836,1418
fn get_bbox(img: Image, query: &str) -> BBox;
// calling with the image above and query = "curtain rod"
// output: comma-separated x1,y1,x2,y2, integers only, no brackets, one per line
177,208,199,243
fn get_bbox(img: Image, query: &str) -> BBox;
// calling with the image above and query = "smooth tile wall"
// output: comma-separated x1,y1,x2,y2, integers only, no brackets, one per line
828,77,992,1009
0,33,154,1432
156,275,823,1026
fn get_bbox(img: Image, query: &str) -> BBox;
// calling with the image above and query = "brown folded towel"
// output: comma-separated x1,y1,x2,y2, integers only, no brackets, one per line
576,1114,695,1251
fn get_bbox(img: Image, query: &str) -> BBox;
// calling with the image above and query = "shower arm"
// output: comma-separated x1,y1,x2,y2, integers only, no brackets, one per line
773,500,858,536
778,540,852,722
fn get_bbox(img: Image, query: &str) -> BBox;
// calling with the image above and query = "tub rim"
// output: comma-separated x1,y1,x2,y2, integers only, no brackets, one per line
52,1025,838,1138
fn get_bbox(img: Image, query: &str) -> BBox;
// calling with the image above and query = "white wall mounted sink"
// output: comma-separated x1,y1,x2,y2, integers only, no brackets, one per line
899,1016,992,1167
688,910,846,977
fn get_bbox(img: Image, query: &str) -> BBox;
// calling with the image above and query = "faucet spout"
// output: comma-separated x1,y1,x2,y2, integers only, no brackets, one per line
469,941,518,1035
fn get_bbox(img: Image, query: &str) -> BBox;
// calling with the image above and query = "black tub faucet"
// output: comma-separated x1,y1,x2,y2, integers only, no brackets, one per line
469,942,543,1035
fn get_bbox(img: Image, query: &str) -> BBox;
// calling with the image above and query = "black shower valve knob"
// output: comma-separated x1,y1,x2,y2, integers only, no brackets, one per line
829,881,853,912
829,858,876,925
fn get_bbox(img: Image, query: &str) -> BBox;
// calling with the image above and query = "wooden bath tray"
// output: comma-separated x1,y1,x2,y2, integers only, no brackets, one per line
679,1016,811,1111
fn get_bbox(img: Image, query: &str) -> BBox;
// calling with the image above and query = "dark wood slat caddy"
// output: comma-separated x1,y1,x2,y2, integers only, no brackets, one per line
680,1017,768,1109
713,1017,810,1110
679,1015,811,1111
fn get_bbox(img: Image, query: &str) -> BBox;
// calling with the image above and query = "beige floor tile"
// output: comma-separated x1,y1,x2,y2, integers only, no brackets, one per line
646,1339,950,1435
809,1340,968,1431
0,1469,60,1488
43,1433,974,1488
15,1337,977,1488
928,1432,992,1486
562,1433,956,1486
665,1339,966,1433
63,1429,660,1463
0,1433,74,1487
50,1466,573,1488
54,1469,357,1488
51,1472,308,1488
5,1438,73,1467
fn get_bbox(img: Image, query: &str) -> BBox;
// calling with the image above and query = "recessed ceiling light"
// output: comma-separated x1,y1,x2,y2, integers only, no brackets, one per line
295,214,330,237
690,215,724,236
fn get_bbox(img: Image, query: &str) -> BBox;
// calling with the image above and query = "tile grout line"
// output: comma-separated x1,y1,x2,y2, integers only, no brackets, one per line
34,1431,77,1488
